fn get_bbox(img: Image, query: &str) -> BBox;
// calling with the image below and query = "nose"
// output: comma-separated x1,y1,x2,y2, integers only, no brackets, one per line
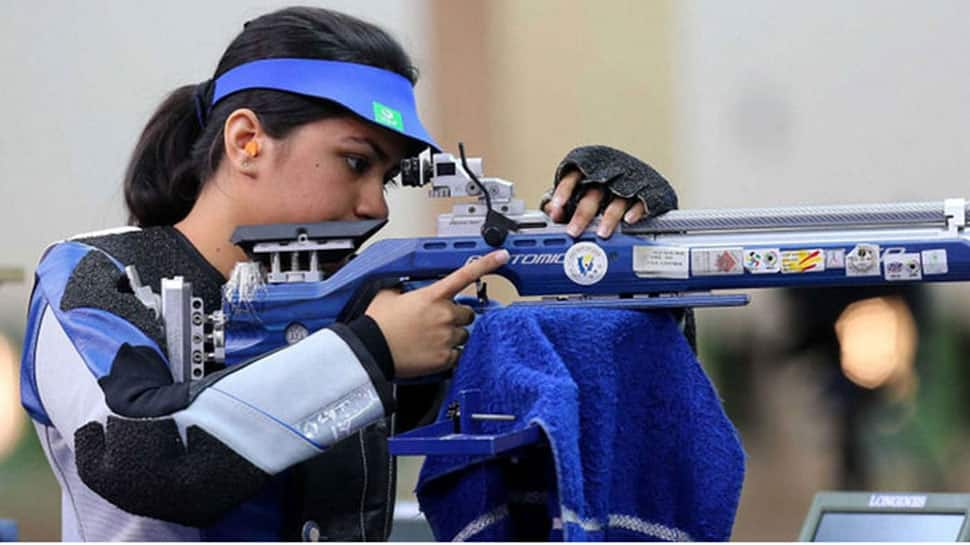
355,177,389,220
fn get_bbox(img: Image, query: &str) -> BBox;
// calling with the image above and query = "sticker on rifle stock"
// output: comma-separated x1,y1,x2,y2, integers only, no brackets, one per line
633,246,689,279
743,248,781,274
826,249,846,269
846,244,881,276
921,249,948,275
781,249,825,273
691,248,743,276
564,242,608,285
884,251,922,281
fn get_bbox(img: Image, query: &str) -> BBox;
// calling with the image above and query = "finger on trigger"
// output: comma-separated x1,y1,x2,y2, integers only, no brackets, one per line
597,197,627,238
624,200,646,224
568,187,602,237
433,249,510,298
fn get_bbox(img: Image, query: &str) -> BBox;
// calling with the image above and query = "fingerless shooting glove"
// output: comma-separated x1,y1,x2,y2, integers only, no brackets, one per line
543,145,679,220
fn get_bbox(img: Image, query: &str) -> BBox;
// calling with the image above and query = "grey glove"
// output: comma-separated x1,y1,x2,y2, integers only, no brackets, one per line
544,145,679,220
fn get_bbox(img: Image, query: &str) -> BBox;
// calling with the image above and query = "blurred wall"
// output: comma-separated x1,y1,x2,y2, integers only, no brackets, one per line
486,0,676,208
428,0,675,303
675,0,970,209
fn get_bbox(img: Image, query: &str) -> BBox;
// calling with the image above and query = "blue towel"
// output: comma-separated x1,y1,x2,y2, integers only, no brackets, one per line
414,307,745,541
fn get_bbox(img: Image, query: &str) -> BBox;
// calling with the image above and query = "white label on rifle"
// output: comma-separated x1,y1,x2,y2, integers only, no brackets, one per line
563,242,608,285
884,251,922,281
826,249,846,269
743,248,781,274
781,249,825,274
633,246,689,279
921,249,948,275
691,248,744,276
846,244,881,276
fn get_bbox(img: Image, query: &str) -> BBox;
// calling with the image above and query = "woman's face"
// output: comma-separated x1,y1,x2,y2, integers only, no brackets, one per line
246,114,411,225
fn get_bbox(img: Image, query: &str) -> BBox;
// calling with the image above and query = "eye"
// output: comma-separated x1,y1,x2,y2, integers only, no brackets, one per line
344,155,371,175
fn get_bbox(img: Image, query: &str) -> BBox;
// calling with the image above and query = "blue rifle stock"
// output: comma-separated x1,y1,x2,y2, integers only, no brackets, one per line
221,229,749,364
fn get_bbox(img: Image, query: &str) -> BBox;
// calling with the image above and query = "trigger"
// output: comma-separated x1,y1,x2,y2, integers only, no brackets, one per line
476,280,489,306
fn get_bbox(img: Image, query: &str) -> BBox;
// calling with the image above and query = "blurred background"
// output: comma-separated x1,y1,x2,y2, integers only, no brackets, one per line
2,0,970,540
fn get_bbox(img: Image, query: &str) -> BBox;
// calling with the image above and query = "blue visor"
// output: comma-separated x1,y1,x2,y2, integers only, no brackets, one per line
210,58,440,152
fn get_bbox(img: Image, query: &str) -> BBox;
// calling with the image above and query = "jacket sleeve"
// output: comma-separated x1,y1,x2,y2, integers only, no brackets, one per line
20,241,394,527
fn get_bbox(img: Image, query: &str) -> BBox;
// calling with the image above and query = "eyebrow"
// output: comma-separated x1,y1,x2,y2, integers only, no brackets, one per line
343,136,388,162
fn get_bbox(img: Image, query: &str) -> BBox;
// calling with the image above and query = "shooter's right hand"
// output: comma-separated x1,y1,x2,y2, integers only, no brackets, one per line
365,249,510,378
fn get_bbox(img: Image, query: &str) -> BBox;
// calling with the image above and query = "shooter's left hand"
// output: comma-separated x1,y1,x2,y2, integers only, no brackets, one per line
542,145,678,239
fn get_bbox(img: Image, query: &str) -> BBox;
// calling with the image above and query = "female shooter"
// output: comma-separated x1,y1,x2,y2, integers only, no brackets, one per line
20,6,674,541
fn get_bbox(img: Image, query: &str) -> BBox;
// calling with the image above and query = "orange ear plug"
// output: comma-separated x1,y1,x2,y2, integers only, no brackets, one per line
244,140,260,158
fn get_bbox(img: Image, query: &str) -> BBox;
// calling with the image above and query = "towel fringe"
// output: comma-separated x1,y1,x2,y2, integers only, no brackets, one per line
608,514,693,542
452,505,508,542
552,508,694,542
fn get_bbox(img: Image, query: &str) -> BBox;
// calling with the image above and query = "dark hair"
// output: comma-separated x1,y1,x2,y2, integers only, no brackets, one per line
123,7,418,226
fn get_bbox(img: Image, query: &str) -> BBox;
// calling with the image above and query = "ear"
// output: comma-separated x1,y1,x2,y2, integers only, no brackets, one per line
223,108,265,177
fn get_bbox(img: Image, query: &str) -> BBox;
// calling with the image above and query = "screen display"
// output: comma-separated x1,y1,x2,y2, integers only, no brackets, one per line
813,512,965,541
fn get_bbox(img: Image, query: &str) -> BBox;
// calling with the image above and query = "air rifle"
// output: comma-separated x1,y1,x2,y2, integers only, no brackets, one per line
136,147,970,388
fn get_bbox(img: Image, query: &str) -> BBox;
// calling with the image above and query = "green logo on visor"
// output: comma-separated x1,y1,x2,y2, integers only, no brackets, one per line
372,101,404,131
